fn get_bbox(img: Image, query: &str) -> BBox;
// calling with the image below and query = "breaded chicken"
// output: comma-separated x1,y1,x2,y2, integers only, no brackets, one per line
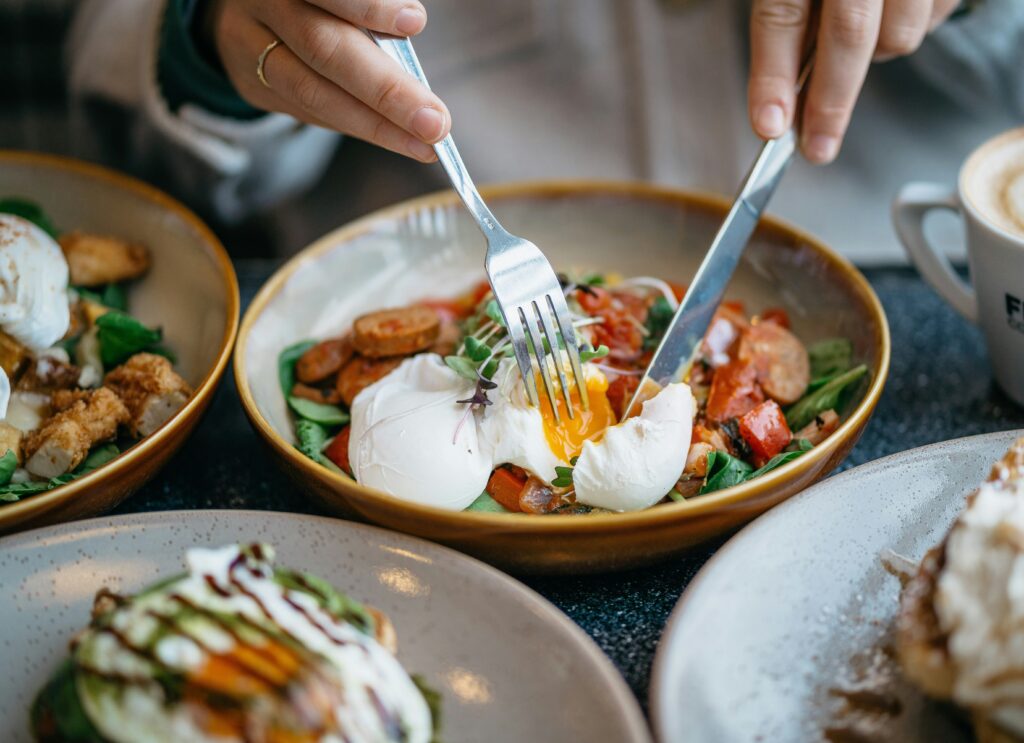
0,330,30,377
897,438,1024,742
23,387,128,478
0,422,23,464
16,356,81,393
103,353,191,437
58,231,150,287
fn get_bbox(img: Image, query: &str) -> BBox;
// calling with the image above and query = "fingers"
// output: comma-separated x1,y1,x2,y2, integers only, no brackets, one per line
215,8,438,161
748,0,812,139
800,0,883,164
261,1,450,144
304,0,427,35
930,0,961,29
874,0,931,60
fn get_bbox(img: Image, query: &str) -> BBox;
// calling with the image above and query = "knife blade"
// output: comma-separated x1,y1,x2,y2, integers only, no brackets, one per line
623,128,799,418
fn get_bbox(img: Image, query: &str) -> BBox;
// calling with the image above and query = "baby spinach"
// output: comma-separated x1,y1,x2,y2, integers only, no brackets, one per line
0,197,58,238
465,492,510,513
0,449,17,487
808,338,853,379
644,295,674,350
0,444,120,502
699,451,753,494
95,311,163,367
294,418,329,461
786,364,868,431
277,340,315,397
579,344,609,363
287,396,349,426
699,439,813,495
76,283,129,313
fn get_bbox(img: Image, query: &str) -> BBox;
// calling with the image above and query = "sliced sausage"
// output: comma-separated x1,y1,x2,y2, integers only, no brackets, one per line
291,382,343,406
352,307,440,358
793,408,840,446
737,321,810,405
296,336,354,384
335,356,403,406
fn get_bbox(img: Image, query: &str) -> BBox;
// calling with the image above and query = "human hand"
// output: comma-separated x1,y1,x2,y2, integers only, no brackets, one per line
748,0,960,164
205,0,450,162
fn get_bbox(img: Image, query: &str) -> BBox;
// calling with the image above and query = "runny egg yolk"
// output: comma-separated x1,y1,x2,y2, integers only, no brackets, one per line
539,372,617,462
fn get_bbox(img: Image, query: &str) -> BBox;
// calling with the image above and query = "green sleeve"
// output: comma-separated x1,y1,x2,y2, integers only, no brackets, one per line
157,0,264,120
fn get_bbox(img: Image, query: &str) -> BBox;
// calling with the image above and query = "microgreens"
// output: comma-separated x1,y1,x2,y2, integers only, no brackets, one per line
551,456,579,489
579,344,609,364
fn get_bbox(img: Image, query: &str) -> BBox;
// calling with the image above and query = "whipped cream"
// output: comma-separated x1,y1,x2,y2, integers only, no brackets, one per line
937,480,1024,734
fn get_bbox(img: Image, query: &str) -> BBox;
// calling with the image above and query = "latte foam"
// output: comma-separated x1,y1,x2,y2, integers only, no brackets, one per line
964,129,1024,238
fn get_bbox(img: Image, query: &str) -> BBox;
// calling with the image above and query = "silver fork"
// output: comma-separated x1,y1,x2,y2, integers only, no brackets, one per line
369,32,588,422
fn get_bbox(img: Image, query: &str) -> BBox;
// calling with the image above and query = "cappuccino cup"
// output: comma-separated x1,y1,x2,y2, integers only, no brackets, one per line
893,127,1024,405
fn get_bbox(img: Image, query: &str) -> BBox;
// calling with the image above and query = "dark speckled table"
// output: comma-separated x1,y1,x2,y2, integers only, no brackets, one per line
112,261,1024,714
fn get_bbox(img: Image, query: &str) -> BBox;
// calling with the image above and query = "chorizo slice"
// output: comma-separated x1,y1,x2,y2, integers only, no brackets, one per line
291,382,343,406
738,321,810,405
336,356,403,406
296,336,354,384
352,307,440,358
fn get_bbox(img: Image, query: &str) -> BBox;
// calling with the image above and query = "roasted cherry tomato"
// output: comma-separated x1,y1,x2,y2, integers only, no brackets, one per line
323,426,352,475
737,400,792,467
705,359,765,423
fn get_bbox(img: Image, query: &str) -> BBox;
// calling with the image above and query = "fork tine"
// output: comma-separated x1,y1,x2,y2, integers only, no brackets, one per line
520,305,561,425
504,309,540,409
548,293,590,411
536,297,575,420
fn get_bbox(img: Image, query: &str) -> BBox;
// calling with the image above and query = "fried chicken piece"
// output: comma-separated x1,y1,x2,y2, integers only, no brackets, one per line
23,387,128,478
58,231,150,287
0,422,23,464
103,353,192,437
0,330,30,377
16,356,82,393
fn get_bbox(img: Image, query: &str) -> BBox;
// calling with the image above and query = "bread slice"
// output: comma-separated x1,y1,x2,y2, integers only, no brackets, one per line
896,437,1024,742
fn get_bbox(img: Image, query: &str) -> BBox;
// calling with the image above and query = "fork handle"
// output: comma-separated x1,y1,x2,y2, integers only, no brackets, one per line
368,32,505,237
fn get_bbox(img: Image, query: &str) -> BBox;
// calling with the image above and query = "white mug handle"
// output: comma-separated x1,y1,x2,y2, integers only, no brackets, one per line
892,182,978,322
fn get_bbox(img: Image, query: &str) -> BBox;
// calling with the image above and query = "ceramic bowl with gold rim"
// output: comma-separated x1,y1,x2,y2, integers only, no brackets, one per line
0,151,239,534
236,181,889,574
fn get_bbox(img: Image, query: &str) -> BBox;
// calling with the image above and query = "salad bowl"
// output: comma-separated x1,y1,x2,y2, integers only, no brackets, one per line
236,181,888,573
0,151,239,534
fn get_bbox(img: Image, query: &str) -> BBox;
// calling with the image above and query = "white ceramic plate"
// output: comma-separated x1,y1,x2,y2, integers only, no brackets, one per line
0,510,650,743
650,430,1023,743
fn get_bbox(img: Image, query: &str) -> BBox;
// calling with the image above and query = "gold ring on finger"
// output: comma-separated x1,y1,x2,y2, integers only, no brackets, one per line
257,39,282,89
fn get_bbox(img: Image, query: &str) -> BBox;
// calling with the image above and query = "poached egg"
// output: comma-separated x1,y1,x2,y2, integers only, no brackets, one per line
0,215,71,418
348,353,694,512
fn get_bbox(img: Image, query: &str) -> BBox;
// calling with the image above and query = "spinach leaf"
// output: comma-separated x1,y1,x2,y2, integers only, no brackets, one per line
0,197,58,238
786,364,868,430
700,451,754,494
75,283,129,313
749,438,813,479
95,311,163,367
411,673,445,743
644,295,674,350
466,492,510,513
808,338,852,380
287,396,349,426
0,444,120,502
278,340,315,397
31,659,105,742
295,418,329,461
0,449,17,487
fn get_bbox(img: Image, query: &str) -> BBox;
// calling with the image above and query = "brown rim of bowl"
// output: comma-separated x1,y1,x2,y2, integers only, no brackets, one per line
0,149,240,522
235,179,890,533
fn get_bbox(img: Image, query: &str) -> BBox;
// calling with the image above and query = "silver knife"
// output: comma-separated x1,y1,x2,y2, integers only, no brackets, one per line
623,58,814,418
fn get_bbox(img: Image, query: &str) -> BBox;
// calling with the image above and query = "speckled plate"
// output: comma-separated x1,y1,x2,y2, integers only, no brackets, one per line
650,430,1023,743
0,509,650,743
